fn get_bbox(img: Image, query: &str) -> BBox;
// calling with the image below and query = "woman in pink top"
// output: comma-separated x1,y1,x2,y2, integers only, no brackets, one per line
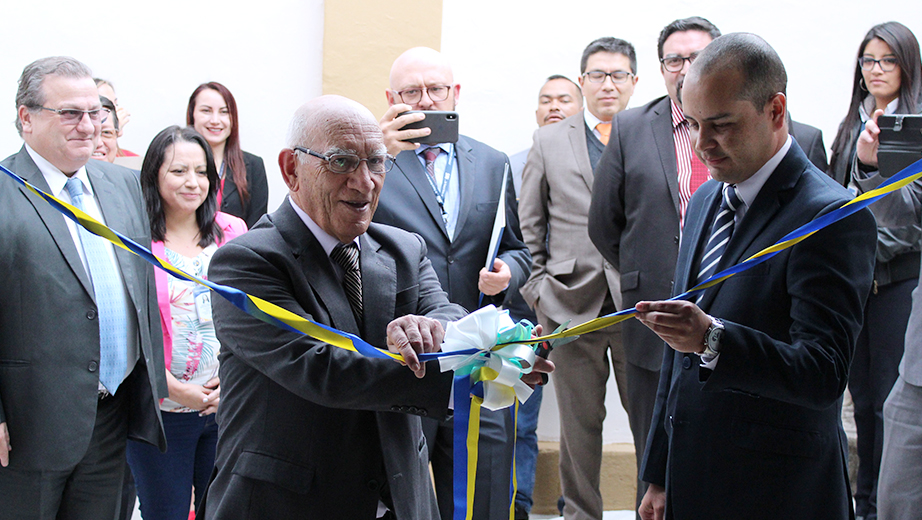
127,126,246,520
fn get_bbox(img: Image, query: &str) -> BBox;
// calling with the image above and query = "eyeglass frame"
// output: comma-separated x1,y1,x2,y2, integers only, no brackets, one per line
582,70,634,84
391,85,453,105
292,146,395,175
659,54,699,73
35,106,108,125
858,57,899,73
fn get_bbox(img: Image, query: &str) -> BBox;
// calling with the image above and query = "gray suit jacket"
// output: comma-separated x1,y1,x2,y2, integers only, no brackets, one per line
519,113,621,326
203,201,463,520
0,146,166,471
374,135,531,313
589,96,680,371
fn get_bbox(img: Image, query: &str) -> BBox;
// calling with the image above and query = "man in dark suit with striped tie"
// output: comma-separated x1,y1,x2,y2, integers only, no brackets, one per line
633,33,876,520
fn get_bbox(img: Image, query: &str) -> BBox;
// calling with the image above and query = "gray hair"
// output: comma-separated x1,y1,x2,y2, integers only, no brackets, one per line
15,56,93,135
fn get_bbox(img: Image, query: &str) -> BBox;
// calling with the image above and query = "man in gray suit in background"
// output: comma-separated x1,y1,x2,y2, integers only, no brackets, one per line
0,56,166,520
519,37,639,520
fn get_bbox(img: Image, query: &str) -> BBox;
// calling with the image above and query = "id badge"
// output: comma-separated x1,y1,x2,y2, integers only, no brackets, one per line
194,285,213,324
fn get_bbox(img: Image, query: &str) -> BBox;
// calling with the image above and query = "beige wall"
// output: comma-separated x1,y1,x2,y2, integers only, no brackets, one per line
323,1,443,119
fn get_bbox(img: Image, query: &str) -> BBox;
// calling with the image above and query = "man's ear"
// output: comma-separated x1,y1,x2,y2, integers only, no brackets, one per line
769,92,786,130
385,89,398,107
279,149,299,191
18,105,33,135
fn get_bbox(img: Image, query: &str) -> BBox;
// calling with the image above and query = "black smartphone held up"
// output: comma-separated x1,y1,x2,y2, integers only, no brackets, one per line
399,111,459,144
878,114,922,178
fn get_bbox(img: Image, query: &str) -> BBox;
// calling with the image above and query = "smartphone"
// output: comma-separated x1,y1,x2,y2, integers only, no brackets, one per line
878,114,922,178
399,111,459,144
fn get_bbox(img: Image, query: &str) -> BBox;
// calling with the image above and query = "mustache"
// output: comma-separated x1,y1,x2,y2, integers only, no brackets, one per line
676,76,685,106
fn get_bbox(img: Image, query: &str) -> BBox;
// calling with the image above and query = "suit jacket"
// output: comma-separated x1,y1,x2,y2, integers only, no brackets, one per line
853,166,922,386
789,119,828,172
374,135,531,313
519,113,620,326
589,96,681,371
641,142,876,519
220,151,268,229
203,200,463,520
0,147,167,471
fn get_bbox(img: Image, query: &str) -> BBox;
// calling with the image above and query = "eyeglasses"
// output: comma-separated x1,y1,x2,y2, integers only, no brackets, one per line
660,54,699,73
393,85,452,104
859,57,899,72
37,106,107,125
582,70,633,84
293,147,395,175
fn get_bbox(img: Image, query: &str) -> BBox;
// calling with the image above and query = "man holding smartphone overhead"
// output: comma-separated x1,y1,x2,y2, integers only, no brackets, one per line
375,46,532,520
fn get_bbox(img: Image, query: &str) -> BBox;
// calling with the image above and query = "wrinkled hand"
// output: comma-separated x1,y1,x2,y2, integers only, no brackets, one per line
387,315,446,378
379,104,429,156
635,300,711,354
116,106,131,137
478,257,511,296
0,422,10,467
201,377,221,416
639,483,666,520
856,108,883,168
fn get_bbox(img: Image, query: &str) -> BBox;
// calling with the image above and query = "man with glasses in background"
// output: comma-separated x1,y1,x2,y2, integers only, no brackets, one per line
0,56,166,520
518,37,638,520
376,47,532,520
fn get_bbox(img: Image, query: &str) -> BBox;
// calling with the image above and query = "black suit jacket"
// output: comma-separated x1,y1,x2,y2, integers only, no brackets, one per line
640,142,876,519
789,118,828,172
374,135,531,313
203,200,463,520
220,151,268,229
0,147,166,471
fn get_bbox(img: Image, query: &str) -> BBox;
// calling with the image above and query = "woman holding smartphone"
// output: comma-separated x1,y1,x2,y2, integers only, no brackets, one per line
829,21,922,520
187,82,268,228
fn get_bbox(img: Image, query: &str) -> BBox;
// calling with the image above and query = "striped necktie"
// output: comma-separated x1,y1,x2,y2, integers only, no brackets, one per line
64,177,128,393
331,242,363,326
696,184,742,295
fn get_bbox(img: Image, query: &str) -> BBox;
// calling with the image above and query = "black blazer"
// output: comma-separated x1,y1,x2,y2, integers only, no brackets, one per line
220,151,268,229
641,142,876,519
203,200,462,520
0,147,166,471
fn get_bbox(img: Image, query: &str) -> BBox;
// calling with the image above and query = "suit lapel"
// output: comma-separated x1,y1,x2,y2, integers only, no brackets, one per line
12,148,94,300
568,118,595,190
394,150,450,240
88,164,141,311
359,232,395,346
221,172,239,209
272,200,360,335
453,137,476,237
651,98,681,215
678,181,721,298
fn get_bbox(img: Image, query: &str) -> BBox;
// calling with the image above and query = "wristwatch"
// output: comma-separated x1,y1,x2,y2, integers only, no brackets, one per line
701,316,724,357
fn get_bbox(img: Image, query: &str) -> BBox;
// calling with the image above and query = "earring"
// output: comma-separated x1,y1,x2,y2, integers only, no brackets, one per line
859,77,868,92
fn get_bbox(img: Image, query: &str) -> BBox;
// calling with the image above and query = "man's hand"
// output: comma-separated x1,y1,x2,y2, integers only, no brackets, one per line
634,300,711,354
201,377,221,416
0,422,10,467
639,483,666,520
387,315,446,378
379,104,429,156
857,108,884,168
478,257,511,296
520,324,555,387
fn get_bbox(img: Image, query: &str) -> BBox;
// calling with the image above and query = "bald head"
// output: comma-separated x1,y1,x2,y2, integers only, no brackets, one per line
386,47,460,111
287,94,381,149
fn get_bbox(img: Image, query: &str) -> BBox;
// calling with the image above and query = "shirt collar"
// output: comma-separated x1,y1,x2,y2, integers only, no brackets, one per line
583,108,606,131
288,197,360,256
732,134,792,210
25,142,92,198
416,142,453,156
859,95,899,122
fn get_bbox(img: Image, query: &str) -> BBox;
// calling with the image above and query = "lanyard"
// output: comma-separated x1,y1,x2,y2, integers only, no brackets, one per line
425,144,454,220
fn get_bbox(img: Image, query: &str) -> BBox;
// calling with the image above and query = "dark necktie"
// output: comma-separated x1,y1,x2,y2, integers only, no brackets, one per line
64,177,128,393
331,242,363,325
696,184,742,291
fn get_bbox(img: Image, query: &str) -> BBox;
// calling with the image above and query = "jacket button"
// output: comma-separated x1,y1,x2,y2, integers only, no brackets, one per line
390,405,400,412
88,361,98,372
447,256,454,264
408,406,419,415
86,309,97,320
674,236,680,244
419,409,428,417
366,479,379,491
682,356,692,370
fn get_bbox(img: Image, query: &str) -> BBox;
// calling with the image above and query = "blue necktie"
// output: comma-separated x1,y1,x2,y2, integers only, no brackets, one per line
64,177,128,393
696,184,742,298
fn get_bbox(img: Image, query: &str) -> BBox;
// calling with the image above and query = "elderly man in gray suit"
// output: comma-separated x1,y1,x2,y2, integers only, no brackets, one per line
519,37,640,520
0,56,166,520
852,109,922,520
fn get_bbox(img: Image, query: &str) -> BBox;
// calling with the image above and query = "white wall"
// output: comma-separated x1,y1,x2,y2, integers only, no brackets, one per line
440,0,922,443
0,0,324,211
